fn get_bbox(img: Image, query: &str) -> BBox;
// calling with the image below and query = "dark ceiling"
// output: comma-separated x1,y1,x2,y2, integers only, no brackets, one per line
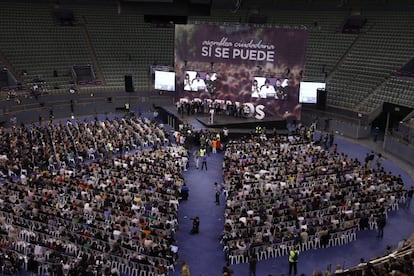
50,0,414,15
120,0,414,12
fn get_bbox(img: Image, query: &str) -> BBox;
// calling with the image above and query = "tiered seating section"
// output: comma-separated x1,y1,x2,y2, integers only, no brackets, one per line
266,10,357,82
70,4,174,92
0,116,189,275
0,1,413,113
0,2,94,95
328,12,414,110
359,76,414,113
221,134,408,264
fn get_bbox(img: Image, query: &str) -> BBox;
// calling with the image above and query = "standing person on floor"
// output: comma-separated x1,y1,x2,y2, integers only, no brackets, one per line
406,186,414,209
366,151,375,167
249,254,257,276
193,150,200,169
376,153,383,170
181,261,190,276
200,147,207,171
222,127,229,144
215,190,220,205
182,154,188,171
328,131,334,148
190,216,200,234
222,261,234,276
180,183,189,200
214,182,221,205
212,138,217,154
333,143,338,155
27,254,39,276
288,246,299,276
377,213,386,238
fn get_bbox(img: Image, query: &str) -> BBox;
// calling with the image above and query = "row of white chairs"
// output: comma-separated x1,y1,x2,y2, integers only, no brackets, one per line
227,227,358,264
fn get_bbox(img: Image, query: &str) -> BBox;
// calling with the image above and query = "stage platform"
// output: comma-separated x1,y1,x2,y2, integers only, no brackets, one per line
196,115,287,130
156,105,289,135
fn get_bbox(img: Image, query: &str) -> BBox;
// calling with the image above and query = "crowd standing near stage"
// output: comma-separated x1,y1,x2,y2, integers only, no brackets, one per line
0,115,191,275
176,98,252,118
221,124,411,273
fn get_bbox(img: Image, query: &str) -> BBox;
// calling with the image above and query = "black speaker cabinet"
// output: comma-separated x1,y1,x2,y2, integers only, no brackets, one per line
124,75,134,92
316,88,327,110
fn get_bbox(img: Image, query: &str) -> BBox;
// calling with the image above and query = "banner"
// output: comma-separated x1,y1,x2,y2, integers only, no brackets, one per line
175,24,307,120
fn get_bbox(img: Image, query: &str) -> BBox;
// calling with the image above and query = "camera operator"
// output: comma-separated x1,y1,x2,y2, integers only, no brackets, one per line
190,216,200,234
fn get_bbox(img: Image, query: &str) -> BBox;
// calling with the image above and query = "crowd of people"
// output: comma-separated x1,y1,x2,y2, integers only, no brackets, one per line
176,98,249,119
221,126,409,266
1,115,171,175
0,115,190,275
334,237,414,275
0,111,412,275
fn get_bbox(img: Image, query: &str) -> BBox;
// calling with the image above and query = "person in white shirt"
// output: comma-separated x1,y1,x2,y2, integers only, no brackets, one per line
259,79,276,98
251,79,260,98
181,155,188,171
183,73,192,91
191,73,206,92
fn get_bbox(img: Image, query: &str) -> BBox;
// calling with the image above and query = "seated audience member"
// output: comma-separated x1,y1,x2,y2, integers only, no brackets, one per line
0,115,182,275
220,129,409,263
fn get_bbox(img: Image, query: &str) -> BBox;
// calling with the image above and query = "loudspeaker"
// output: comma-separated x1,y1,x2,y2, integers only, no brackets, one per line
125,75,134,92
248,15,268,24
316,89,327,110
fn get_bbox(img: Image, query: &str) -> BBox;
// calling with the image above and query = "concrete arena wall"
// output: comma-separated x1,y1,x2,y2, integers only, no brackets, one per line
329,119,372,139
385,136,414,167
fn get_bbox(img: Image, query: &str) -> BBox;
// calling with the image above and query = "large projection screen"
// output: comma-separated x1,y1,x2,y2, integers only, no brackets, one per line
174,24,308,120
299,82,326,104
154,71,176,91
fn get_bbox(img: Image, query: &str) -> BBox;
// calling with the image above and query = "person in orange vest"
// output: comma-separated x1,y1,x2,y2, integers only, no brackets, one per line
212,139,217,154
216,138,222,152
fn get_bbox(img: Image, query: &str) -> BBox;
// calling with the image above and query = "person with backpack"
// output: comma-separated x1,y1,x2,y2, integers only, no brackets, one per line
288,246,299,275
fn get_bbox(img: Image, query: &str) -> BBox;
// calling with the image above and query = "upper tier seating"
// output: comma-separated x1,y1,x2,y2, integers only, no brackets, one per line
0,2,94,95
327,12,414,110
70,4,174,92
0,1,413,113
359,76,414,113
